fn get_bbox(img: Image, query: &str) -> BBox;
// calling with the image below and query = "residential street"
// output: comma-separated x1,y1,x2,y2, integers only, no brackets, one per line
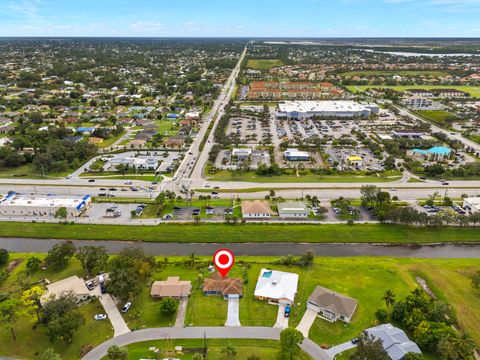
81,326,330,360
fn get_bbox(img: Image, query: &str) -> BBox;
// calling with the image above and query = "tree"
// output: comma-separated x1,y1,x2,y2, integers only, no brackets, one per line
279,328,303,360
183,252,198,268
26,256,42,274
438,333,476,360
404,352,423,360
21,286,45,321
107,345,128,360
192,353,203,360
159,297,178,315
221,345,237,359
0,299,20,341
361,185,379,208
40,348,62,360
54,207,68,221
45,242,76,270
375,308,388,323
471,271,480,289
350,334,389,360
0,248,9,267
382,289,396,307
43,298,85,342
76,246,108,277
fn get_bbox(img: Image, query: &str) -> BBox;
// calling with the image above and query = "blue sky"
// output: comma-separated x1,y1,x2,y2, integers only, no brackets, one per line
1,0,480,37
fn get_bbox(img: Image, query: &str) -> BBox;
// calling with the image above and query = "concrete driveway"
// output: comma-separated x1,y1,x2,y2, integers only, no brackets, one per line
225,297,241,327
273,304,289,329
326,340,357,359
93,287,130,337
296,308,317,338
174,298,188,327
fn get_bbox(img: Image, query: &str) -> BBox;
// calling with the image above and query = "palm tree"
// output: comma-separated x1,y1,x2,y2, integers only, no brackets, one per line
221,345,237,359
382,289,396,307
451,332,476,358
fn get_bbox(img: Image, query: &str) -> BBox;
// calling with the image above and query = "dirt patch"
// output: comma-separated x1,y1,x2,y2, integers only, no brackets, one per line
7,259,23,273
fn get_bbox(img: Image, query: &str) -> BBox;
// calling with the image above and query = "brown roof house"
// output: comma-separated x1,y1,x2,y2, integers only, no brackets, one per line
241,200,273,219
150,277,192,299
164,136,185,149
307,285,358,323
203,273,243,299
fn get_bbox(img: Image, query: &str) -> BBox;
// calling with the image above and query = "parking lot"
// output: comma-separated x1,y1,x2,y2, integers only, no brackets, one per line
85,203,141,222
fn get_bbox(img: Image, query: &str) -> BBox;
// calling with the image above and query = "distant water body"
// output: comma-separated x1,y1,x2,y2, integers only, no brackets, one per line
364,49,479,57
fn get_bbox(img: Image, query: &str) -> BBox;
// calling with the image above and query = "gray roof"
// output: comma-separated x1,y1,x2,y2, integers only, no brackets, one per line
365,324,422,360
308,285,358,319
277,202,309,214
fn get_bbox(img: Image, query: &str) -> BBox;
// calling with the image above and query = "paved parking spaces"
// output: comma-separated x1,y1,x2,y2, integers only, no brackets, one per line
273,304,289,329
225,297,241,327
296,308,317,338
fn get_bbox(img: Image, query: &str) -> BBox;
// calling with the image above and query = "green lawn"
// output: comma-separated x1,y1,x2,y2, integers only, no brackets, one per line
346,85,480,98
415,110,459,128
207,170,402,183
1,222,480,244
340,70,449,77
0,164,70,179
97,130,127,149
119,339,310,360
246,59,284,70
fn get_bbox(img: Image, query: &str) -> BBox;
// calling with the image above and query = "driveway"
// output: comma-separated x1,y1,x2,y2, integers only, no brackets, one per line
82,326,330,360
174,298,188,327
94,288,130,337
296,308,317,338
225,297,241,327
273,304,289,329
326,340,358,359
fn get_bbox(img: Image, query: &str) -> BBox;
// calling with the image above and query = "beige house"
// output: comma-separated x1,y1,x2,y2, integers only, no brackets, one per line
241,200,273,219
307,285,358,323
41,275,90,304
150,277,192,299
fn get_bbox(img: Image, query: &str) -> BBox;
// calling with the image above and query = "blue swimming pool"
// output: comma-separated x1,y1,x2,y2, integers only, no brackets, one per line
413,146,452,156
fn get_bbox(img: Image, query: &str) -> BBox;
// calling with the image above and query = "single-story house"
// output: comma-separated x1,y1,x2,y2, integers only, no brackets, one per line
365,324,422,360
254,269,299,305
164,136,185,149
150,276,192,299
203,273,243,299
307,285,358,323
241,200,273,219
129,139,147,148
41,275,90,304
277,202,309,218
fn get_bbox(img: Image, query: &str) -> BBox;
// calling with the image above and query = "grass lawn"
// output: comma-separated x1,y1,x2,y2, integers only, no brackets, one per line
97,130,127,149
0,164,70,179
0,254,113,359
415,110,458,128
1,222,480,244
119,339,310,360
207,170,402,183
246,59,284,70
345,85,480,98
340,70,449,77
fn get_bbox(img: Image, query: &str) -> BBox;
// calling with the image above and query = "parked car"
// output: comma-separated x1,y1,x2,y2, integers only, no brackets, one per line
284,305,291,318
94,314,107,320
121,302,132,313
351,338,360,344
85,280,95,291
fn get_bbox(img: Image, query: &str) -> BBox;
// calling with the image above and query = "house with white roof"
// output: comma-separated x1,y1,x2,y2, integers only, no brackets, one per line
365,324,422,360
254,269,299,305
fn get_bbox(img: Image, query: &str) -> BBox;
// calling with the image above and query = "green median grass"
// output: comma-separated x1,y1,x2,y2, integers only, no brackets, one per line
2,222,480,244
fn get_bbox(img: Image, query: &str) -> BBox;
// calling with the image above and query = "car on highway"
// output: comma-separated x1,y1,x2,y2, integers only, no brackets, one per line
121,302,132,313
88,179,95,183
66,175,72,179
94,314,107,320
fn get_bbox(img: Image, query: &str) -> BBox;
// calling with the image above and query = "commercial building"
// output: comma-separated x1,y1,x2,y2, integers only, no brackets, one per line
347,155,363,167
0,193,92,217
103,156,160,171
365,324,422,360
277,202,309,218
232,148,252,160
284,149,310,161
392,130,424,139
276,101,379,120
307,286,358,323
241,200,273,219
463,197,480,213
254,269,299,305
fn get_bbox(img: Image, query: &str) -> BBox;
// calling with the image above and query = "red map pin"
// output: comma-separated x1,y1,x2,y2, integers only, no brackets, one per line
213,249,234,278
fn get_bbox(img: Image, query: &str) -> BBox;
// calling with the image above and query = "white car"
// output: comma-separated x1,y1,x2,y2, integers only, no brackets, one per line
121,302,132,313
94,314,107,320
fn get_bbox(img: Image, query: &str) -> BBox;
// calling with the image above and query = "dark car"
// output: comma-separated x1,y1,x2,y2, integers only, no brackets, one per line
88,179,95,183
351,338,360,344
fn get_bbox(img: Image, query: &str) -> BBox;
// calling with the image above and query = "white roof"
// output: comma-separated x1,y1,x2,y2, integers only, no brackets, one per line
0,193,91,209
284,149,310,158
232,148,252,156
278,101,372,114
254,269,299,302
464,197,480,211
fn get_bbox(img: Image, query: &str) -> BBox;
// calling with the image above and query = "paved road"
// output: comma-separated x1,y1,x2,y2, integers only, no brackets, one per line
326,340,358,359
81,326,330,360
1,238,480,258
